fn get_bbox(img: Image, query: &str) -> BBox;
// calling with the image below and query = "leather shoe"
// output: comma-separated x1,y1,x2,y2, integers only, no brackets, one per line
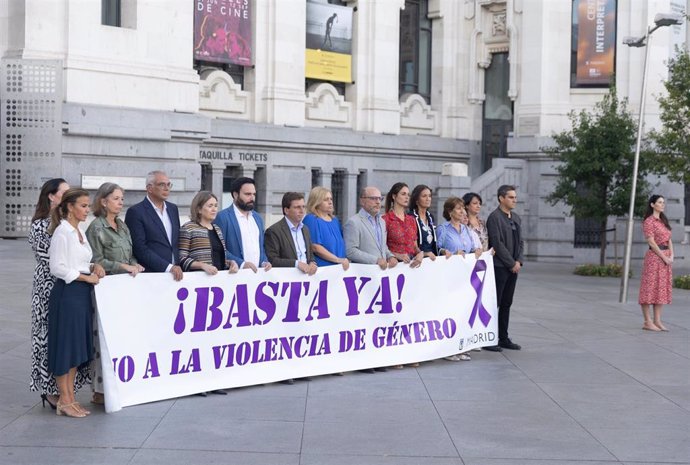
499,339,521,350
359,369,376,374
374,367,388,372
483,345,502,352
280,379,295,385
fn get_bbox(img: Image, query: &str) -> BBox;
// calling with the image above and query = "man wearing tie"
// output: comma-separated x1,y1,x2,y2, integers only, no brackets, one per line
125,171,183,281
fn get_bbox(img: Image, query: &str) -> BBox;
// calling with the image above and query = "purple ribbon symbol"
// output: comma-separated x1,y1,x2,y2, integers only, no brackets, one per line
468,259,491,328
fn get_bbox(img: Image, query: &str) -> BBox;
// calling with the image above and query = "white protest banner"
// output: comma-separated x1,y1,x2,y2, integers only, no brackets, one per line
95,253,498,412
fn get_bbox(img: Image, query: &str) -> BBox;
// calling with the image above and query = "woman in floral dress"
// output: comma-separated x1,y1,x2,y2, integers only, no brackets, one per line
638,195,674,332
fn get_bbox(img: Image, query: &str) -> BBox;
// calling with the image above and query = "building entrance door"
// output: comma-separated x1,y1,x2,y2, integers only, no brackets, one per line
481,52,513,173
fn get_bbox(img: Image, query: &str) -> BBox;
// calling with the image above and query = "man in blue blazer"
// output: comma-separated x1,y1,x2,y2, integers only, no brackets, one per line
213,177,271,272
125,171,183,281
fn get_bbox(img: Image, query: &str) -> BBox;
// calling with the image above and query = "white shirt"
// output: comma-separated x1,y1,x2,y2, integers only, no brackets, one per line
233,203,261,266
49,220,92,284
285,217,307,268
147,195,175,269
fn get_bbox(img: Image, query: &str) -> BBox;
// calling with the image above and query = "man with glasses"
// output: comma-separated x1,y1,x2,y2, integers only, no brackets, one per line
344,186,398,270
125,170,183,281
344,186,398,374
484,184,523,352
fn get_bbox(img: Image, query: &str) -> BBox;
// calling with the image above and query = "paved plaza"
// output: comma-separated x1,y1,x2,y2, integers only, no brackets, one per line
0,238,688,465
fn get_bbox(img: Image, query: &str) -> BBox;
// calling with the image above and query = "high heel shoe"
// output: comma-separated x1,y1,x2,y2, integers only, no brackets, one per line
56,401,86,418
40,394,58,410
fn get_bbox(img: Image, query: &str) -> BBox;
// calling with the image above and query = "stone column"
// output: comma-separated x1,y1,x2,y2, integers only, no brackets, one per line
343,172,359,219
210,167,225,204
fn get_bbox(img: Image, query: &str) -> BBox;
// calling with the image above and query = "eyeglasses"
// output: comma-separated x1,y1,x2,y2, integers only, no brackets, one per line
361,196,384,202
153,182,173,189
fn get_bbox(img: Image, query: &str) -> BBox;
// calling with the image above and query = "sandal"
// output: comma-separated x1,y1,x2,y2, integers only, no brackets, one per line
444,355,462,362
56,401,86,418
458,353,471,361
91,392,105,405
74,402,91,415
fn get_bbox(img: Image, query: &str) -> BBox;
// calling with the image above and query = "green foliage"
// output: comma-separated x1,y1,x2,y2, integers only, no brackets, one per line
673,274,690,290
543,87,652,222
651,48,690,184
574,263,627,277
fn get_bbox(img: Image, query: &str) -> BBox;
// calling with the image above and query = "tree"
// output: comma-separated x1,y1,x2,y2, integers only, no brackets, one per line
542,87,654,265
651,48,690,184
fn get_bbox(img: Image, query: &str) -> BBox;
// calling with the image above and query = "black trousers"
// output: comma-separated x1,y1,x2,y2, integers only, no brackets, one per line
494,266,518,342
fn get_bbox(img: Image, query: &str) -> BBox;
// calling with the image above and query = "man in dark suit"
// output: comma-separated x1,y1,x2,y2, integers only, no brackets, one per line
484,184,524,352
264,192,317,385
213,177,271,273
265,192,317,275
125,170,183,281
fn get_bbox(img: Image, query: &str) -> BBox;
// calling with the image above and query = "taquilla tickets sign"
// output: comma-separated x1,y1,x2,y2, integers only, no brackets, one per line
95,253,498,412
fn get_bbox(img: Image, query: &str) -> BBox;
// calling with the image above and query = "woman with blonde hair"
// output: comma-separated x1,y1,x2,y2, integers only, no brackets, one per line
86,182,144,405
303,186,349,270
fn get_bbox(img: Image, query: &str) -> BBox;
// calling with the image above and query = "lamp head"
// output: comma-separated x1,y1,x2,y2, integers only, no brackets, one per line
623,36,646,47
654,13,684,27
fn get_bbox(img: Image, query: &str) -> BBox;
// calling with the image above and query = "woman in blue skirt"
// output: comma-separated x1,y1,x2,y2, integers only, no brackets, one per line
48,188,105,418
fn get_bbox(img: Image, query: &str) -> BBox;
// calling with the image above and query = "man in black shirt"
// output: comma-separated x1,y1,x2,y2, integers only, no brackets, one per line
484,185,524,352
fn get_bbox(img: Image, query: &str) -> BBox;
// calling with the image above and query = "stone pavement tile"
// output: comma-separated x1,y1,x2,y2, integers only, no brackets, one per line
0,411,20,430
131,449,300,465
588,426,690,463
436,399,616,461
0,353,33,387
0,378,44,418
539,383,690,430
301,454,464,465
305,397,440,424
502,343,637,385
301,420,458,457
0,412,160,448
650,384,690,411
0,446,136,465
570,338,690,386
0,331,26,355
307,369,431,400
3,340,31,360
462,460,621,465
417,356,523,382
106,397,176,418
142,418,303,453
167,389,305,422
422,378,545,403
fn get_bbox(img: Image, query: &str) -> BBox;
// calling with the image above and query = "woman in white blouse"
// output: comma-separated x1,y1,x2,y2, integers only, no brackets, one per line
47,188,105,418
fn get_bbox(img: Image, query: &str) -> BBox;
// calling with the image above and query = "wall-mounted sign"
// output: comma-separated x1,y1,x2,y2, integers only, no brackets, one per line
199,148,269,163
305,0,353,83
575,0,617,86
194,0,252,66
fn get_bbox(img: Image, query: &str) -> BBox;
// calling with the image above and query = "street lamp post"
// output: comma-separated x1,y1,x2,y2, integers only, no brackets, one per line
619,13,684,303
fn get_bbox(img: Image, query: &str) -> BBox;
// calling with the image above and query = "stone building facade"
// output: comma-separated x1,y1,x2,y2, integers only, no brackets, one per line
1,0,688,264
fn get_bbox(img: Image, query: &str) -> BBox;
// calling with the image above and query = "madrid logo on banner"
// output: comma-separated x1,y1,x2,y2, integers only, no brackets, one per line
95,253,498,413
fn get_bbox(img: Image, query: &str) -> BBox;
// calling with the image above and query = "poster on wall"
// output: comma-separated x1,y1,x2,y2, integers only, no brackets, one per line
575,0,617,86
194,0,252,66
305,0,353,83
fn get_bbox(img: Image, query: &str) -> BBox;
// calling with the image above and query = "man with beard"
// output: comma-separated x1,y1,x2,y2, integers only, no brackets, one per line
214,177,271,272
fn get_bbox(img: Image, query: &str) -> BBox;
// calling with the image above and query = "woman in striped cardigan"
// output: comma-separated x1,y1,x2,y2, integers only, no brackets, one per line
179,191,239,275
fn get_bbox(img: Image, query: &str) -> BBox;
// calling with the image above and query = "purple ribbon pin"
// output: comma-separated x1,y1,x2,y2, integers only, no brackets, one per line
468,259,491,328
